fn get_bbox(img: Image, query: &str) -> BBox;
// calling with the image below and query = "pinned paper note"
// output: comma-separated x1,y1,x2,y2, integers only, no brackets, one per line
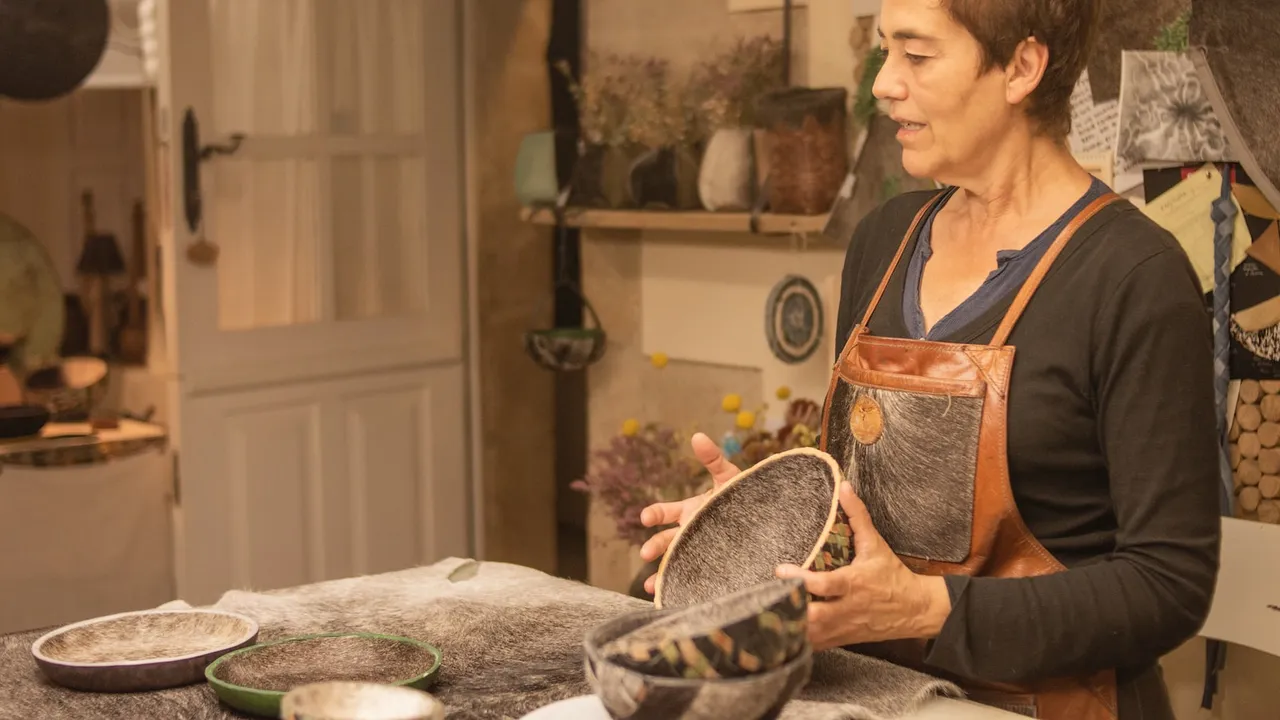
1141,163,1252,292
1068,70,1120,159
1246,222,1280,276
1234,184,1280,221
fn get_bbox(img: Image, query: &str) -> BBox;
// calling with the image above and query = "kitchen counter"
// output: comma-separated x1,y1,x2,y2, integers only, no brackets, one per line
0,419,173,636
0,418,167,467
0,558,1020,720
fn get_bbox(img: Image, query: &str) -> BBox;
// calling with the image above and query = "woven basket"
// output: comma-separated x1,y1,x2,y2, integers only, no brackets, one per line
753,88,850,216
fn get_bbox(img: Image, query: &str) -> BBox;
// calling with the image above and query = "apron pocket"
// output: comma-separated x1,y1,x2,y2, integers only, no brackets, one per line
824,376,982,564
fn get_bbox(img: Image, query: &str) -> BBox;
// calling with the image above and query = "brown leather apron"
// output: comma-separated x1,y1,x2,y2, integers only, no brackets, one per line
818,190,1125,720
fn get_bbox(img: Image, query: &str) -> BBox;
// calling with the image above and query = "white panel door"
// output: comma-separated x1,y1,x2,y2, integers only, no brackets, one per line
155,0,469,605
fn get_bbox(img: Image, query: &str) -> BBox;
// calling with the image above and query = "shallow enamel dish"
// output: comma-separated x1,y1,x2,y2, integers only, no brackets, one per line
30,608,260,692
280,681,445,720
205,632,443,718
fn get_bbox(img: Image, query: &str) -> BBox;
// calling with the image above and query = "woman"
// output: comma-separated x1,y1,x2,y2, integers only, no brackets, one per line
638,1,1221,718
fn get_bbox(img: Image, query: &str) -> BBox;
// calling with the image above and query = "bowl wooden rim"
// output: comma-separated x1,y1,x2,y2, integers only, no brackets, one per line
30,608,261,668
204,632,444,705
652,446,844,609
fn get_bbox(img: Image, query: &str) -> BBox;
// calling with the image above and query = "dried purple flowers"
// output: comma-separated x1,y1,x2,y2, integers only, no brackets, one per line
571,422,709,546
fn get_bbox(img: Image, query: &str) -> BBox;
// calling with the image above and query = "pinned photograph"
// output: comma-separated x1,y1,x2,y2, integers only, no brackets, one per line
1115,50,1235,168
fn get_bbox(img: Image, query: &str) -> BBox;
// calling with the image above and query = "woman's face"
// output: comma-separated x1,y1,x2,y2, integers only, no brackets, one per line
872,0,1027,183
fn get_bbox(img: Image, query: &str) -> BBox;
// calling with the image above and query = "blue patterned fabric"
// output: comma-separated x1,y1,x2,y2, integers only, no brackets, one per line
1203,164,1237,711
1211,168,1237,514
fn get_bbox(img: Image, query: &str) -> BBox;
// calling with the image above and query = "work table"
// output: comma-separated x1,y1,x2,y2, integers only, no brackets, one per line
0,558,1022,720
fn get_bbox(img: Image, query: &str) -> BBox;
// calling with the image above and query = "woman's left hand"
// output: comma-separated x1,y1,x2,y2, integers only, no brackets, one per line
775,481,954,651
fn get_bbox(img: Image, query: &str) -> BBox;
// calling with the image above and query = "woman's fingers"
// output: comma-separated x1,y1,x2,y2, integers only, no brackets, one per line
644,572,658,595
690,432,742,486
639,526,679,562
640,500,685,528
837,481,884,555
776,563,852,598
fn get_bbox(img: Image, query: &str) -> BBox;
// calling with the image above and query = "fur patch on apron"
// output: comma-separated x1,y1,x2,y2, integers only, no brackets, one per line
826,380,979,563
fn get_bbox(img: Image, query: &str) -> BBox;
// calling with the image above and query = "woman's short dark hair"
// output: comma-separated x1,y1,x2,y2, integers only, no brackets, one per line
943,0,1102,140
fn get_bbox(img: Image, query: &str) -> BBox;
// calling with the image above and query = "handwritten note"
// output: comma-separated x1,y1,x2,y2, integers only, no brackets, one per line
1065,70,1147,191
1141,164,1252,292
1068,70,1120,157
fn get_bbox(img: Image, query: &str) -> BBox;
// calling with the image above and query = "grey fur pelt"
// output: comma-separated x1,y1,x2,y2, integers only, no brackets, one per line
0,558,959,720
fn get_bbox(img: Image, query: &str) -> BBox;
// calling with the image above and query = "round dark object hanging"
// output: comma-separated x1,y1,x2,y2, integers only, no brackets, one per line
764,274,823,364
524,292,607,373
0,0,110,102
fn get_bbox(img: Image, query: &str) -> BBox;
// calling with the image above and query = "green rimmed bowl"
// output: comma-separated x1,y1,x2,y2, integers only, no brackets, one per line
205,633,443,718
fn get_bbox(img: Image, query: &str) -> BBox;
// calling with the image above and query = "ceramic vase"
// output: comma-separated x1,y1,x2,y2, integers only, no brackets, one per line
698,128,755,211
627,145,702,210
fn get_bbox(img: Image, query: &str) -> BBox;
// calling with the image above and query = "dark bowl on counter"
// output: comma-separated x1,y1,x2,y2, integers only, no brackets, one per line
0,403,50,439
584,607,812,720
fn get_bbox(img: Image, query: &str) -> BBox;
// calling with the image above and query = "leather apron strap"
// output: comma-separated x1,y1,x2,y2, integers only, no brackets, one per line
854,190,1124,343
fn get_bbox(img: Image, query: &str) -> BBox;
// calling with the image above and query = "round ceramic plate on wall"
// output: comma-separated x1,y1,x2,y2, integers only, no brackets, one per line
764,275,823,364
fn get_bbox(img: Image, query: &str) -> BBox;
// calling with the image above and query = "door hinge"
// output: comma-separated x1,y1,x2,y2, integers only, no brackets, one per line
171,451,181,506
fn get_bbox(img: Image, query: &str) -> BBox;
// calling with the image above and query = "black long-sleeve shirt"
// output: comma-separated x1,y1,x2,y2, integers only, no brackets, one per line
834,190,1222,700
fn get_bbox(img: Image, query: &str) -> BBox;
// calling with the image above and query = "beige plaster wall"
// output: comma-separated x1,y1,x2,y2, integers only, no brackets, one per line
466,0,558,574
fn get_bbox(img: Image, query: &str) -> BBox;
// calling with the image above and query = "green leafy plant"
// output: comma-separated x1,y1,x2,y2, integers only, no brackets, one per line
1154,9,1191,52
881,174,903,202
854,47,887,126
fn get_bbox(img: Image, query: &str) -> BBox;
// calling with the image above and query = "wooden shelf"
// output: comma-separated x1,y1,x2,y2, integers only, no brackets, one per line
520,206,831,236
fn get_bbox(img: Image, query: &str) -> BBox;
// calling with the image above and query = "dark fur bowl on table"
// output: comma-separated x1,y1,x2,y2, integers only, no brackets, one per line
0,403,49,439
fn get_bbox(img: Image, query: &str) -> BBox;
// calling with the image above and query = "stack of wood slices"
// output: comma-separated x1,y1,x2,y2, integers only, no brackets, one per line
1231,379,1280,524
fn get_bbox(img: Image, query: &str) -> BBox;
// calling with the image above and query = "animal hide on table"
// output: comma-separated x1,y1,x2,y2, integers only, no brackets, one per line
0,558,959,720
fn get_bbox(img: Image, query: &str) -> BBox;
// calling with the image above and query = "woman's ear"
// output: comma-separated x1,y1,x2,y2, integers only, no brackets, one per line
1005,37,1050,106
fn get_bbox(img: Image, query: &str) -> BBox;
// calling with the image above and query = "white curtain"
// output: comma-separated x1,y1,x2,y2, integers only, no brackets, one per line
206,0,427,329
210,0,319,330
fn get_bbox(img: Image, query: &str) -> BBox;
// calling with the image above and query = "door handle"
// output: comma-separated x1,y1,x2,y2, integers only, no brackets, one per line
180,107,221,267
200,133,246,161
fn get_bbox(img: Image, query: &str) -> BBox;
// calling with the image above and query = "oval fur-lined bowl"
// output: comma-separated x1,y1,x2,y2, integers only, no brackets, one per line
281,681,445,720
205,632,443,718
653,446,851,609
30,608,260,692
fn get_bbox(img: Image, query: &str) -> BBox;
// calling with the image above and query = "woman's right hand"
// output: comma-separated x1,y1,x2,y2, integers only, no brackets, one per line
638,431,743,595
